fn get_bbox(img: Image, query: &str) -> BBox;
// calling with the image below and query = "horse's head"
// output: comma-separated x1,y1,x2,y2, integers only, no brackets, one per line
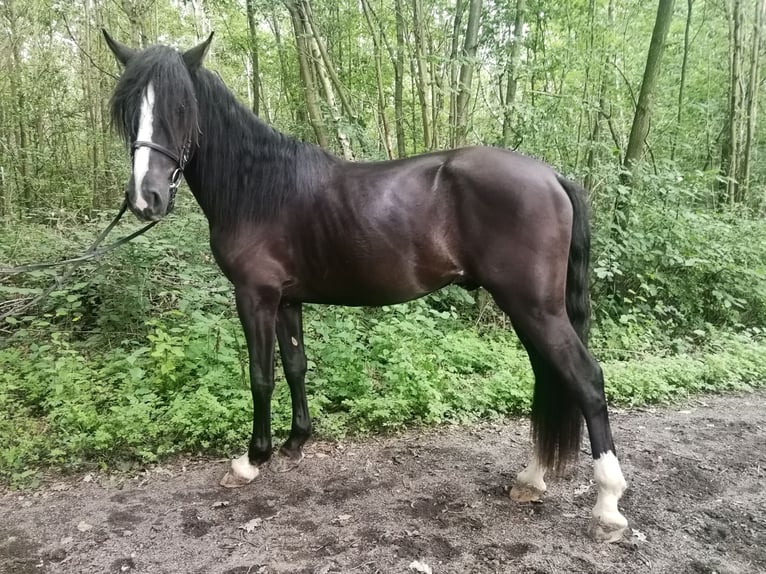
103,31,213,221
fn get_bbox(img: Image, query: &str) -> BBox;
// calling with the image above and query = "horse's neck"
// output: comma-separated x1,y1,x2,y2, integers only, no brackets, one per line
184,72,341,228
184,72,285,225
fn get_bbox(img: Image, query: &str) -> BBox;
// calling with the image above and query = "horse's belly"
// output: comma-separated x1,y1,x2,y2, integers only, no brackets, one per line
285,258,462,306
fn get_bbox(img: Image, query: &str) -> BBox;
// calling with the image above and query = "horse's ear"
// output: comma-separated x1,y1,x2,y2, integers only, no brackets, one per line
182,32,214,70
102,30,137,66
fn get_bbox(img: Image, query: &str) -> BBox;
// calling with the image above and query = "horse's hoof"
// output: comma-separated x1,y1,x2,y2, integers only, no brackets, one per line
271,448,304,473
220,453,260,488
510,484,546,503
589,514,628,543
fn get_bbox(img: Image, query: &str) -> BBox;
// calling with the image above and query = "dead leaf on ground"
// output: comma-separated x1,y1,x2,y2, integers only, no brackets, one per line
632,528,647,542
574,483,591,495
239,518,263,533
331,514,352,525
77,521,93,532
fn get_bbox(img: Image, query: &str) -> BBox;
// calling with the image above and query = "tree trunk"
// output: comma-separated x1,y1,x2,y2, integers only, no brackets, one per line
621,0,676,185
671,0,693,161
301,0,357,125
246,0,261,116
454,0,483,146
737,0,765,203
584,0,614,193
8,11,30,209
268,5,288,124
721,0,743,206
308,28,354,159
411,0,432,150
502,0,525,148
120,0,148,47
447,0,465,147
361,0,394,158
286,0,330,149
394,0,407,157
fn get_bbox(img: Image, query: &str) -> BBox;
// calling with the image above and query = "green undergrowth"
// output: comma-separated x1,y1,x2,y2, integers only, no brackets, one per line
1,309,764,488
1,199,766,488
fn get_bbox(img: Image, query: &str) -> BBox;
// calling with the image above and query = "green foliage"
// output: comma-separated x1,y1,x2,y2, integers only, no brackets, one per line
591,168,766,336
2,195,766,488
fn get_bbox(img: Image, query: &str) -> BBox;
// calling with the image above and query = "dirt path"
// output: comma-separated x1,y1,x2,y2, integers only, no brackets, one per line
2,392,765,574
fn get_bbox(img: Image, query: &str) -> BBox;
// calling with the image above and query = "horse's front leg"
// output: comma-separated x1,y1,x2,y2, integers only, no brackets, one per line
275,302,311,463
220,285,279,488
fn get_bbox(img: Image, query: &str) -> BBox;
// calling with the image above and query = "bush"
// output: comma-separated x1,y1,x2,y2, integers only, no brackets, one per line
2,177,766,487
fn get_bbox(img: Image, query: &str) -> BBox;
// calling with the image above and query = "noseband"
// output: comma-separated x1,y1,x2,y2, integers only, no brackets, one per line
130,139,192,211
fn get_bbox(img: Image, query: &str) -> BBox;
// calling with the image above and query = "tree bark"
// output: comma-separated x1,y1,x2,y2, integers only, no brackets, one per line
670,0,693,161
361,0,394,159
7,5,30,209
454,0,483,146
721,0,743,206
447,0,465,147
738,0,765,203
621,0,676,185
411,0,432,149
394,0,407,157
246,0,261,116
301,0,357,125
584,0,614,193
502,0,525,148
286,0,330,149
308,27,354,159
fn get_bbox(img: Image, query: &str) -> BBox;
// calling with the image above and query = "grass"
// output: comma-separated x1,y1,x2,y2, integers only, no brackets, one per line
1,203,765,488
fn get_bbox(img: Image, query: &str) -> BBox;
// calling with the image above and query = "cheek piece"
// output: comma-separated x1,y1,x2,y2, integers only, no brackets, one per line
129,139,191,213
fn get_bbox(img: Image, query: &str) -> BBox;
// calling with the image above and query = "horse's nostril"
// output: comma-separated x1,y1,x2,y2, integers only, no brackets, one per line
141,186,163,212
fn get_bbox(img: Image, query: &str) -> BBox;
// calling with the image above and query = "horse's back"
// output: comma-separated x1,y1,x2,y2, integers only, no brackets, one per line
216,146,574,306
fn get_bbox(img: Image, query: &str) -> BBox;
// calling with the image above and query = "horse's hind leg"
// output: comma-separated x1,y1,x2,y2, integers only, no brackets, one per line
272,302,312,469
509,341,552,503
510,452,547,503
491,291,628,542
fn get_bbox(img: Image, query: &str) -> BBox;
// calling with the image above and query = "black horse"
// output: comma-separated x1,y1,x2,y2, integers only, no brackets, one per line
104,32,628,541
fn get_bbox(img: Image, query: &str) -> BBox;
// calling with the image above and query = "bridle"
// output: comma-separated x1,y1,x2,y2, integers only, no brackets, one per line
130,138,192,212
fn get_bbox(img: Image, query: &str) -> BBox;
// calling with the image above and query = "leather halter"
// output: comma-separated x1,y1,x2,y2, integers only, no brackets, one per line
130,139,192,212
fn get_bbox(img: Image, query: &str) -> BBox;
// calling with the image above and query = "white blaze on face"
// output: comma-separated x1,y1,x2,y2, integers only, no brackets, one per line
133,82,156,211
592,451,628,526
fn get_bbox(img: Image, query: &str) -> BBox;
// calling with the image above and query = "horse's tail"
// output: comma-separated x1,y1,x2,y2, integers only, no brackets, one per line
529,174,591,473
559,174,591,344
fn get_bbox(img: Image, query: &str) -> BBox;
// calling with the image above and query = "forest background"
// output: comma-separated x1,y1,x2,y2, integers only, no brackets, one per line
1,0,765,487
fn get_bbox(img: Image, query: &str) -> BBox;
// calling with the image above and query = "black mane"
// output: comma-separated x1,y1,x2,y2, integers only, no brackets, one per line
186,67,338,225
110,46,199,152
111,44,338,226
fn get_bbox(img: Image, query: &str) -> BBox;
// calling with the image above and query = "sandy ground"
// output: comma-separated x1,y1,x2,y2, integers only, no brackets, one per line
1,391,764,574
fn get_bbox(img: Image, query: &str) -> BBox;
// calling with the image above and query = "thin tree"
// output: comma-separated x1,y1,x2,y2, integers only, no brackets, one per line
621,0,676,186
394,0,407,157
447,0,465,147
411,0,432,149
246,0,262,116
454,0,483,146
670,0,693,161
738,0,765,203
502,0,525,148
285,0,330,149
721,0,743,206
361,0,394,158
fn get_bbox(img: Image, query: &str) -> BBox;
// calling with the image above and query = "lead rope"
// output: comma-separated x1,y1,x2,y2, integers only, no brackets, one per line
0,199,158,322
1,137,193,321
